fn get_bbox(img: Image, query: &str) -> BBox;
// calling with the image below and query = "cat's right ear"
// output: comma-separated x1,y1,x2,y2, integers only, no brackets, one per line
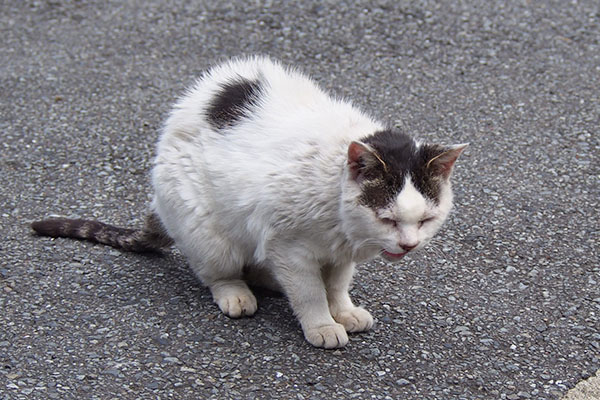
347,141,386,182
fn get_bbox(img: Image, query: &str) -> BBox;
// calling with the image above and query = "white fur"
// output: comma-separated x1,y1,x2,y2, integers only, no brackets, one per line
150,56,455,348
377,177,454,255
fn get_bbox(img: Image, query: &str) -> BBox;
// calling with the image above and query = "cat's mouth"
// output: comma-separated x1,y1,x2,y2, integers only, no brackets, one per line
381,250,407,262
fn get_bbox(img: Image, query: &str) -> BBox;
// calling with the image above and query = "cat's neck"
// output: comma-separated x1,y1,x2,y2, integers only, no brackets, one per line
318,153,383,266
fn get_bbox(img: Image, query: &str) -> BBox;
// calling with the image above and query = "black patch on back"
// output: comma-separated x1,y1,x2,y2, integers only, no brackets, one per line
207,77,262,130
358,128,446,209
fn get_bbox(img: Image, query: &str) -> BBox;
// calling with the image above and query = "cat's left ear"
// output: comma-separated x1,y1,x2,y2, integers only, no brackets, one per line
427,143,469,179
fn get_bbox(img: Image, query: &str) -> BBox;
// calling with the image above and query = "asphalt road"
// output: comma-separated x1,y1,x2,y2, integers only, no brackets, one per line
1,1,599,399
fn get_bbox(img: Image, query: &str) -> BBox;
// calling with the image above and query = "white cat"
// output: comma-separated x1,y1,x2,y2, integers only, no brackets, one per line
32,56,467,348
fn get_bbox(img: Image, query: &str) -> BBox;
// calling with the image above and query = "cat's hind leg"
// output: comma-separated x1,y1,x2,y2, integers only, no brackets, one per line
209,278,257,318
184,235,257,318
323,263,374,333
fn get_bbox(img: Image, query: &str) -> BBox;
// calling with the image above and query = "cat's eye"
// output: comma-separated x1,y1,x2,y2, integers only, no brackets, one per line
418,217,434,228
381,217,397,226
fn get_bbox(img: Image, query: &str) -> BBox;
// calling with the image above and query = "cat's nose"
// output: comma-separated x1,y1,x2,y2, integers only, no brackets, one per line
400,242,418,252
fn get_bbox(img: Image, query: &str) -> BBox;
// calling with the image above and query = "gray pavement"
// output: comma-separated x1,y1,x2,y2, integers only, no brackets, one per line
1,1,599,399
563,371,600,400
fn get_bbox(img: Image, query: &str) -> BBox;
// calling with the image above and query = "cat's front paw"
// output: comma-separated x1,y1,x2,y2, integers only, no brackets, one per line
215,292,258,318
333,307,374,332
304,323,348,349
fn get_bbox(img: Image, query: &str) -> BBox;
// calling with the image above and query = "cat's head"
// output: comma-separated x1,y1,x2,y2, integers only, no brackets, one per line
340,129,467,262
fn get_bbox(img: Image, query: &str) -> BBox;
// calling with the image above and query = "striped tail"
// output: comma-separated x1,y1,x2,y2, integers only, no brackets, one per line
31,213,173,253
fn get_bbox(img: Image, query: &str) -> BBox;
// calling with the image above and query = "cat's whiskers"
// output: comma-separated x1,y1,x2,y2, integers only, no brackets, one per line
351,238,384,258
425,239,445,260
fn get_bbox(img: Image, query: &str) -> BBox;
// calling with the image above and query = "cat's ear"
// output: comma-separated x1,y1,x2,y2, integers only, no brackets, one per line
347,141,387,182
426,143,468,179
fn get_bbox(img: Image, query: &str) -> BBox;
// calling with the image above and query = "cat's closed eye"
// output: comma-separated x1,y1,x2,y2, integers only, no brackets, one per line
418,217,435,228
380,217,397,226
380,217,434,228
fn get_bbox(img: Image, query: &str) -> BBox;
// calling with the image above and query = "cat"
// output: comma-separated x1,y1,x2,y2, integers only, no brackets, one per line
32,56,467,348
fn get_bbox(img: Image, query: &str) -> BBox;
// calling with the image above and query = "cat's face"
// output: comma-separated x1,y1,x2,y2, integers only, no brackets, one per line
341,129,467,262
370,175,453,262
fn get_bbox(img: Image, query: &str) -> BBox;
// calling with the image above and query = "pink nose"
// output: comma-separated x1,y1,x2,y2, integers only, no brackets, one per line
400,242,418,251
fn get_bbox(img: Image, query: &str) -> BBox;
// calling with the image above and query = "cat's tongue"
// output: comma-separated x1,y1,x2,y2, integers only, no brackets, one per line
382,250,406,261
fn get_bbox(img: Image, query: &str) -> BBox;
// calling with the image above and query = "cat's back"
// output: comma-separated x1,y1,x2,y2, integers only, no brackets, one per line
163,56,319,137
161,56,378,148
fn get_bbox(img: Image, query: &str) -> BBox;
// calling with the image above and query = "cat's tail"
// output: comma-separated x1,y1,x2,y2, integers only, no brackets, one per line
31,212,174,253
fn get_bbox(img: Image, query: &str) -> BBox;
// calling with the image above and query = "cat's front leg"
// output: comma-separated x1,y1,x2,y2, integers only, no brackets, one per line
268,252,348,349
324,263,374,333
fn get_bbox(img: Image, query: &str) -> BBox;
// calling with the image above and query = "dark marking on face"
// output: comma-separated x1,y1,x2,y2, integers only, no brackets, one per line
358,177,402,209
356,128,449,209
411,144,448,204
207,77,262,130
